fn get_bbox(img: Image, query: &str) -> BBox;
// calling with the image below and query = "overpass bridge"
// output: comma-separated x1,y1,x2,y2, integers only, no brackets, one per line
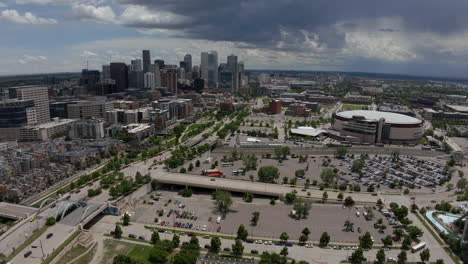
214,146,446,157
150,170,378,203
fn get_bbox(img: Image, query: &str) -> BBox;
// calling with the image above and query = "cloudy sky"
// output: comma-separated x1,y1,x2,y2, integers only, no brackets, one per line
1,0,468,77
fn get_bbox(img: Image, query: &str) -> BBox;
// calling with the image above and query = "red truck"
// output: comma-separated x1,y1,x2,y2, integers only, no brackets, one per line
203,169,223,177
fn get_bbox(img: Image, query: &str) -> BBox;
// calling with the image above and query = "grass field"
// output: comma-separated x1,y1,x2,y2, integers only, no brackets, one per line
262,98,271,105
127,244,154,264
342,104,368,111
74,244,97,264
56,245,87,264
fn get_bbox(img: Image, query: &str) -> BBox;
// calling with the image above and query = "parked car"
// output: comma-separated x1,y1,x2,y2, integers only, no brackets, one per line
129,234,137,238
46,233,53,239
250,250,259,254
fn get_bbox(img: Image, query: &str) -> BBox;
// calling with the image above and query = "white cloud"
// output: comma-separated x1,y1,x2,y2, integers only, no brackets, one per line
0,9,57,24
70,3,116,24
119,5,189,27
0,2,7,7
15,0,74,4
81,50,97,57
18,54,48,64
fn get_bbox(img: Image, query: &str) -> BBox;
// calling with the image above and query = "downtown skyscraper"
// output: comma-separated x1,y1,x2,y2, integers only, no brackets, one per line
142,50,151,73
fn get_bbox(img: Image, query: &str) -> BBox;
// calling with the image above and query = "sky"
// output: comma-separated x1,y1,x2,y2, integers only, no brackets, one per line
1,0,468,77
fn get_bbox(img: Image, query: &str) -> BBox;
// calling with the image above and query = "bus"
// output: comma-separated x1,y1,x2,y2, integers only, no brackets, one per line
411,242,426,253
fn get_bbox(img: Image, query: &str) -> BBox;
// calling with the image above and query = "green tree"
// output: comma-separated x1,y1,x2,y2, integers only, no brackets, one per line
393,228,404,241
407,225,423,240
436,259,445,264
320,168,338,186
420,248,430,262
172,234,180,248
344,196,355,207
299,234,308,245
344,220,354,232
293,198,312,219
280,232,289,243
258,166,280,183
401,236,412,250
244,192,253,203
151,231,160,244
335,146,348,158
376,249,386,264
280,246,288,256
302,227,311,237
232,239,244,257
114,224,122,239
350,247,366,264
236,224,249,240
46,217,56,226
322,191,328,203
149,246,169,263
285,191,297,203
382,235,393,247
122,213,130,226
397,251,407,264
337,192,344,200
457,178,467,190
319,232,330,247
251,211,260,226
210,237,221,254
359,232,373,249
214,191,233,215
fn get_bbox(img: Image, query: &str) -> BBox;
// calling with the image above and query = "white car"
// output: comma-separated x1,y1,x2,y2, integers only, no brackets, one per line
202,225,207,231
264,241,273,245
305,243,313,248
254,240,263,244
196,225,200,230
387,257,396,262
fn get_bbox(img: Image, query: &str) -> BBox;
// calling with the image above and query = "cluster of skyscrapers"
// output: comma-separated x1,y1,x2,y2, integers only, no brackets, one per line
80,50,245,96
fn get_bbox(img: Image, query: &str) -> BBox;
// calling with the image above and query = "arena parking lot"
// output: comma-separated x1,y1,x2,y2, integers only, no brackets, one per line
125,189,393,244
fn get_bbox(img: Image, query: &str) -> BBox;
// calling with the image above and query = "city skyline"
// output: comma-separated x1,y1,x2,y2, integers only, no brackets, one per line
2,1,468,77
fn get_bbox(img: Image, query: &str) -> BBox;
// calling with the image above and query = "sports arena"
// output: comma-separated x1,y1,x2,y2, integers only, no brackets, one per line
332,110,424,144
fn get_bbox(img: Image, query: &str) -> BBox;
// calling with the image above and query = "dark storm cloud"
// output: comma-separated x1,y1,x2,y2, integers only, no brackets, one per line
116,0,468,52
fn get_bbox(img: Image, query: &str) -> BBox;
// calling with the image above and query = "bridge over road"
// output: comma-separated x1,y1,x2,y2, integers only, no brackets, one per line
149,169,378,203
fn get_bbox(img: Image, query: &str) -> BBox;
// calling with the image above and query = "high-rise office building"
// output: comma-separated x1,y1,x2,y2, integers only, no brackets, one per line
9,86,50,124
80,69,100,94
154,59,165,69
227,54,239,93
144,72,156,89
219,71,233,92
129,70,144,89
131,59,143,72
207,51,218,88
238,61,245,72
183,54,192,72
0,99,35,128
110,63,129,92
162,69,177,95
142,50,151,73
200,52,209,83
101,65,111,81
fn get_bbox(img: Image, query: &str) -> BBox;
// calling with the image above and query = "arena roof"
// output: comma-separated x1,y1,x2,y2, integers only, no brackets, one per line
336,110,422,125
290,127,325,137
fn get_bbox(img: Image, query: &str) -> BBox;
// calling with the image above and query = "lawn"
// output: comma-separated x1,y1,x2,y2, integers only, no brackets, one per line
56,245,87,264
74,244,97,264
262,98,271,105
127,244,154,264
102,239,134,264
342,104,367,111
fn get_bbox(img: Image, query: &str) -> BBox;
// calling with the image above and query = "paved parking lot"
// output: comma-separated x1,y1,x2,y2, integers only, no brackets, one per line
184,152,449,193
125,190,391,243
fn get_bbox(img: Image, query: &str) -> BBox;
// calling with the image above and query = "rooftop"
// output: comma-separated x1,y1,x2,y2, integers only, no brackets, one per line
336,110,422,125
290,126,325,137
